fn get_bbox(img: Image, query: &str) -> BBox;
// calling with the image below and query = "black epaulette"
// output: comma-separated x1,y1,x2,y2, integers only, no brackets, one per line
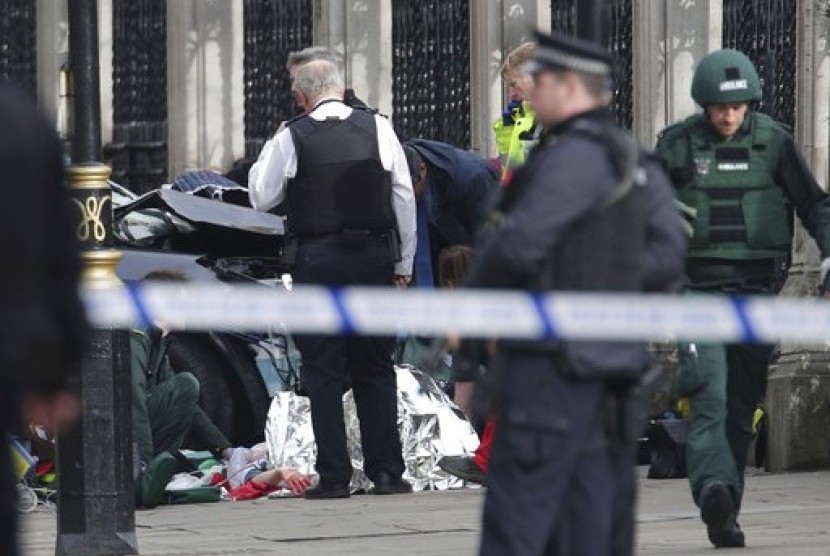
284,112,308,127
352,104,390,119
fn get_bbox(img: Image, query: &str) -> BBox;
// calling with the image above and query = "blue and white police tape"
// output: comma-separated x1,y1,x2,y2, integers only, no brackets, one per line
82,283,830,344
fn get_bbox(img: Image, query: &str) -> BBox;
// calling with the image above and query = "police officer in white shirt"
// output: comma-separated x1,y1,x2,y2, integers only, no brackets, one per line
249,60,416,499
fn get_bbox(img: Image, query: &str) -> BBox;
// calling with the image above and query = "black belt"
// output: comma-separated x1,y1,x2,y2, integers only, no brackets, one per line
297,229,393,246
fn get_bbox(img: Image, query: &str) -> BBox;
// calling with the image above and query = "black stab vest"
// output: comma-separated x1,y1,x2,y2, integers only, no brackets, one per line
286,108,396,236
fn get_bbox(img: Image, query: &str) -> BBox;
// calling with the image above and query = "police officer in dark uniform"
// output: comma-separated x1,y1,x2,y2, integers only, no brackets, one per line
466,33,686,555
248,59,416,499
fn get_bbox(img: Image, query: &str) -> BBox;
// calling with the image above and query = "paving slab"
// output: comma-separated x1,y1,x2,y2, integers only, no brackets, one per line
19,471,830,555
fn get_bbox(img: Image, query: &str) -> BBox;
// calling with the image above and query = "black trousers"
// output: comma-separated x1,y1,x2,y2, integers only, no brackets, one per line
1,385,20,556
479,354,614,556
293,239,405,485
607,386,645,556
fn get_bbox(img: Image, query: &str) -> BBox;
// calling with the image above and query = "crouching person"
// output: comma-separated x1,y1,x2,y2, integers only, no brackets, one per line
132,270,233,508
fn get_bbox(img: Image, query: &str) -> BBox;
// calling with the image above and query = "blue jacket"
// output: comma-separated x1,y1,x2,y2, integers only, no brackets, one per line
406,139,498,246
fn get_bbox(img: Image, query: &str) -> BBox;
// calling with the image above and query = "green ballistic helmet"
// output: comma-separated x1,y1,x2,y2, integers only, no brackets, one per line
691,49,762,106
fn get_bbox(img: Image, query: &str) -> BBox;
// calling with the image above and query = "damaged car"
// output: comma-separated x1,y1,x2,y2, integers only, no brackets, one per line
113,177,299,448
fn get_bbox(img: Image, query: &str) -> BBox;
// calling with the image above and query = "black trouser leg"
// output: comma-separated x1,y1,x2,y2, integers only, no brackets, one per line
548,434,614,556
609,388,645,556
296,333,352,485
479,355,611,556
348,335,404,482
293,240,396,486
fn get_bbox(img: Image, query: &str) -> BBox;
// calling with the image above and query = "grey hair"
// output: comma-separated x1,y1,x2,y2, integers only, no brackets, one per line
286,46,338,70
292,60,344,98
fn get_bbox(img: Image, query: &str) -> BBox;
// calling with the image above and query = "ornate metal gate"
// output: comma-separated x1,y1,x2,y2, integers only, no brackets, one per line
550,0,633,129
0,1,37,96
243,0,313,159
391,0,471,148
723,0,797,129
607,0,632,129
108,0,167,193
550,0,577,36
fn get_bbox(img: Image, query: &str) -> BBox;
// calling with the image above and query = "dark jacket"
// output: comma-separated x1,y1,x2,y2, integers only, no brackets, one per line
406,139,499,247
0,83,87,393
467,108,686,375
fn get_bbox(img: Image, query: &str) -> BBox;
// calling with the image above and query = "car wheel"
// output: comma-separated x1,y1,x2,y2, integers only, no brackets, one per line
211,334,271,447
167,333,235,450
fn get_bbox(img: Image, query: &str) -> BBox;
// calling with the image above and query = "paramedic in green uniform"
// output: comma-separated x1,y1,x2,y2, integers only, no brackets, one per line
656,49,830,548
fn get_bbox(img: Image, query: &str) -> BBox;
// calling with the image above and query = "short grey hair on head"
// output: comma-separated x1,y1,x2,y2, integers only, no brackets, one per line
292,60,344,98
286,46,338,71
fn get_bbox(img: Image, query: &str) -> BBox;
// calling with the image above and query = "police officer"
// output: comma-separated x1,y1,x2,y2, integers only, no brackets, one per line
225,47,374,189
248,60,416,499
467,32,685,556
285,46,372,111
656,49,830,548
493,42,540,180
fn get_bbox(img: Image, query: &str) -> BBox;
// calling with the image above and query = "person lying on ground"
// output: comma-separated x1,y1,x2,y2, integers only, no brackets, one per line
228,468,316,500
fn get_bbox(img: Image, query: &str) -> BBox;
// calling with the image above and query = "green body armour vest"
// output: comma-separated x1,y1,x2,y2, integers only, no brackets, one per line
674,113,791,260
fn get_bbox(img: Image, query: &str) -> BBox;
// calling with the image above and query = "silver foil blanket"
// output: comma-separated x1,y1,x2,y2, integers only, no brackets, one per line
265,366,480,491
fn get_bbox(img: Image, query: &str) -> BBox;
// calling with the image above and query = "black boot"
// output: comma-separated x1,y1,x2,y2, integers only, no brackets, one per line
700,482,745,548
437,456,487,485
304,481,351,500
370,471,412,495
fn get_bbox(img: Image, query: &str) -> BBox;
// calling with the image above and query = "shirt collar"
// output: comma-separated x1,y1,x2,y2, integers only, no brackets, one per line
312,96,344,110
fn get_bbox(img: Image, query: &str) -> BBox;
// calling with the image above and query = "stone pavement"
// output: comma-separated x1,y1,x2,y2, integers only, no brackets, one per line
20,470,830,555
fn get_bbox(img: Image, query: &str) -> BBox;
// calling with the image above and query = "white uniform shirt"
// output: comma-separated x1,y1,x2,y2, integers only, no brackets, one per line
249,98,416,276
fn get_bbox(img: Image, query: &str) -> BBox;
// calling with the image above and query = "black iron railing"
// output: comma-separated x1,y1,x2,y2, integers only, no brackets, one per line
392,0,471,147
551,0,577,35
723,0,797,129
550,0,633,128
243,0,313,159
607,0,633,129
0,1,37,97
108,0,167,193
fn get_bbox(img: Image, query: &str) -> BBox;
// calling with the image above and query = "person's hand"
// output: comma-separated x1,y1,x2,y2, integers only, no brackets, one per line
282,470,315,496
453,381,476,417
394,275,412,289
501,98,522,126
23,391,81,434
